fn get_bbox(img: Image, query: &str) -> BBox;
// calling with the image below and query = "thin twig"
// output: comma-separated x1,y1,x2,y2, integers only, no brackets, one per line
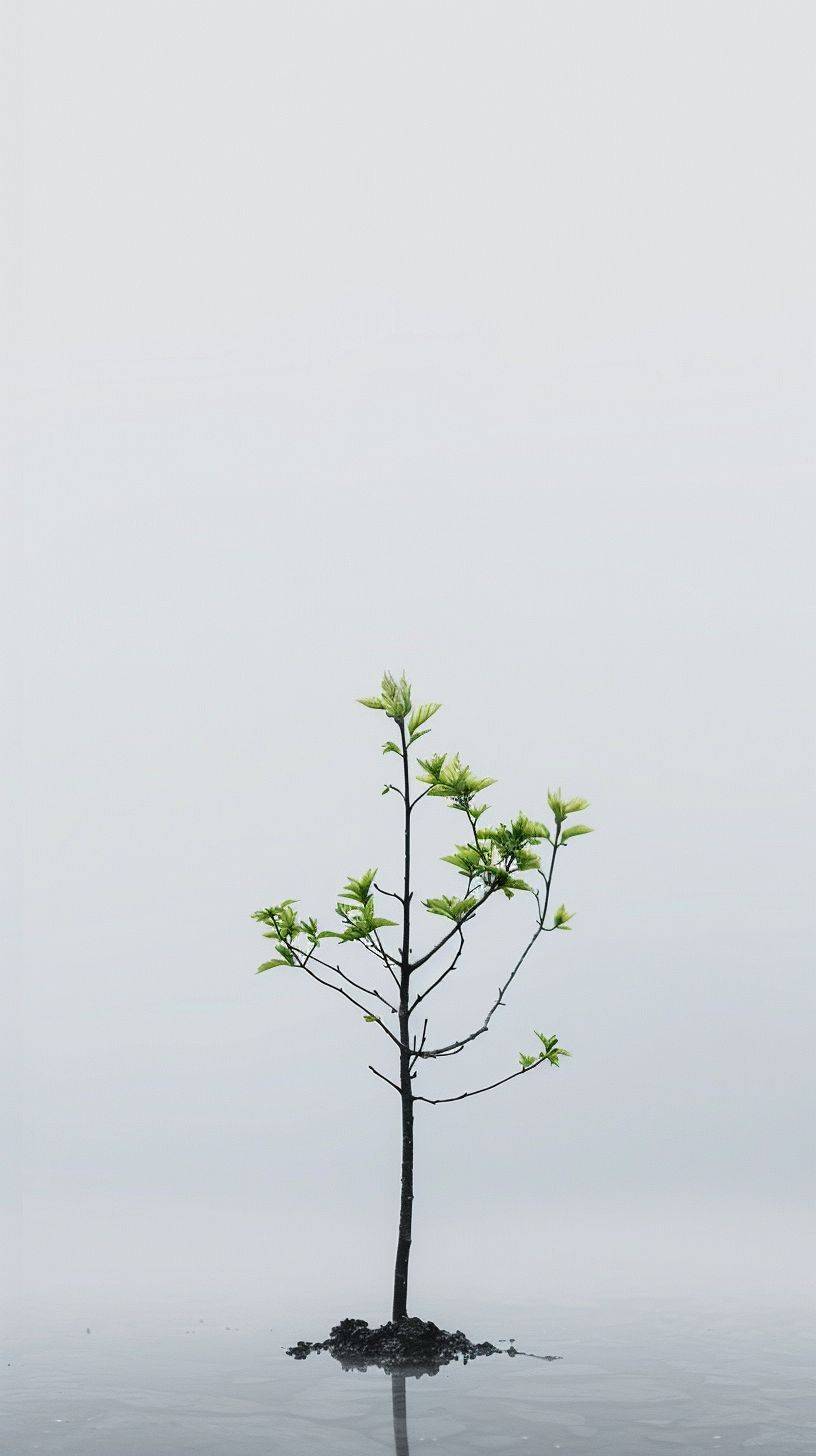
374,883,404,904
369,1064,401,1094
357,931,401,990
409,1018,428,1073
413,1055,549,1105
409,785,433,811
297,949,397,1014
410,926,465,1012
417,922,543,1058
296,960,405,1051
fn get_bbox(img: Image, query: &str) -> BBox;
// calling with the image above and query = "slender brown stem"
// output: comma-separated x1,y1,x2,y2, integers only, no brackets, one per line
297,961,404,1051
409,785,433,810
416,925,543,1059
369,1063,401,1094
374,883,405,904
409,1018,428,1073
392,717,415,1323
413,1054,550,1105
299,948,398,1013
410,927,465,1012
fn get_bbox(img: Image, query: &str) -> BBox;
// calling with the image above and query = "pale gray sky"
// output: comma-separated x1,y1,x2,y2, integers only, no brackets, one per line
9,1,815,1325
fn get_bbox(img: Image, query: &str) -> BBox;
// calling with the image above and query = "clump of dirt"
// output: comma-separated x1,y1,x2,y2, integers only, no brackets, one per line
287,1316,506,1374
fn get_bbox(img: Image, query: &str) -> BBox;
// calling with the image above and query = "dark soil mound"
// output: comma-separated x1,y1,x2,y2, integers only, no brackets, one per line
287,1316,506,1374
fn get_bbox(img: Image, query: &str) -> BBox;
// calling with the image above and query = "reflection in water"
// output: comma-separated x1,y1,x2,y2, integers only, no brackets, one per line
391,1373,410,1456
327,1349,446,1456
384,1351,556,1455
323,1334,559,1456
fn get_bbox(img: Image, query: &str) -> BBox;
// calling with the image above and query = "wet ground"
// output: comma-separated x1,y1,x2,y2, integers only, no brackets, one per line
5,1299,814,1453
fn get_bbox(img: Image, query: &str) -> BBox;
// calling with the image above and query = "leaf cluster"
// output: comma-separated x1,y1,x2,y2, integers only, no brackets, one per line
252,864,402,968
434,810,548,903
416,752,496,809
519,1030,571,1069
423,894,480,923
552,903,574,929
359,671,441,748
547,788,590,827
331,866,398,944
252,899,335,972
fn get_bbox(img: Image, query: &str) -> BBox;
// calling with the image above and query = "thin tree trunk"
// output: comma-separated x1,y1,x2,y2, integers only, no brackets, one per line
392,1013,414,1321
392,718,414,1323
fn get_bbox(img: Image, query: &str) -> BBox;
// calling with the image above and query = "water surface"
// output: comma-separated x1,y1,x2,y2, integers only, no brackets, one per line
5,1300,814,1453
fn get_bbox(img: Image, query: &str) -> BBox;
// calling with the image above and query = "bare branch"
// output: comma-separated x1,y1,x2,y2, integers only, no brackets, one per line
409,785,433,811
409,1018,428,1073
463,804,483,852
418,922,544,1059
356,930,401,990
296,949,398,1015
537,832,560,924
369,1064,401,1094
413,1055,550,1106
374,883,404,904
294,955,405,1052
372,928,398,968
410,926,465,1012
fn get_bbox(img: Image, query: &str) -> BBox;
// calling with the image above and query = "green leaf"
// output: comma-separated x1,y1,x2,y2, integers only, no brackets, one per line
416,751,446,782
379,670,412,721
552,904,574,929
256,959,290,972
503,875,533,895
561,824,593,841
338,896,398,941
251,897,299,927
441,845,484,875
423,894,480,922
340,868,378,906
382,740,401,756
530,1029,571,1065
407,702,441,736
363,1014,378,1023
407,728,432,746
358,696,385,710
547,788,566,822
416,752,496,804
547,788,590,822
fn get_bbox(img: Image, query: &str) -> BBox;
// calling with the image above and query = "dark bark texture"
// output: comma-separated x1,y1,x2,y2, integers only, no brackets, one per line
392,717,414,1322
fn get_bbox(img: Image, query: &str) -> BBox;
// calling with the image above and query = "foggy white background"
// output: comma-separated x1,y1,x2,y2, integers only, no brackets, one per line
10,2,815,1329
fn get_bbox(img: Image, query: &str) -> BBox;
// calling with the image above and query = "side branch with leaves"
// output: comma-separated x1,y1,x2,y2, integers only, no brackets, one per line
251,670,593,1322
